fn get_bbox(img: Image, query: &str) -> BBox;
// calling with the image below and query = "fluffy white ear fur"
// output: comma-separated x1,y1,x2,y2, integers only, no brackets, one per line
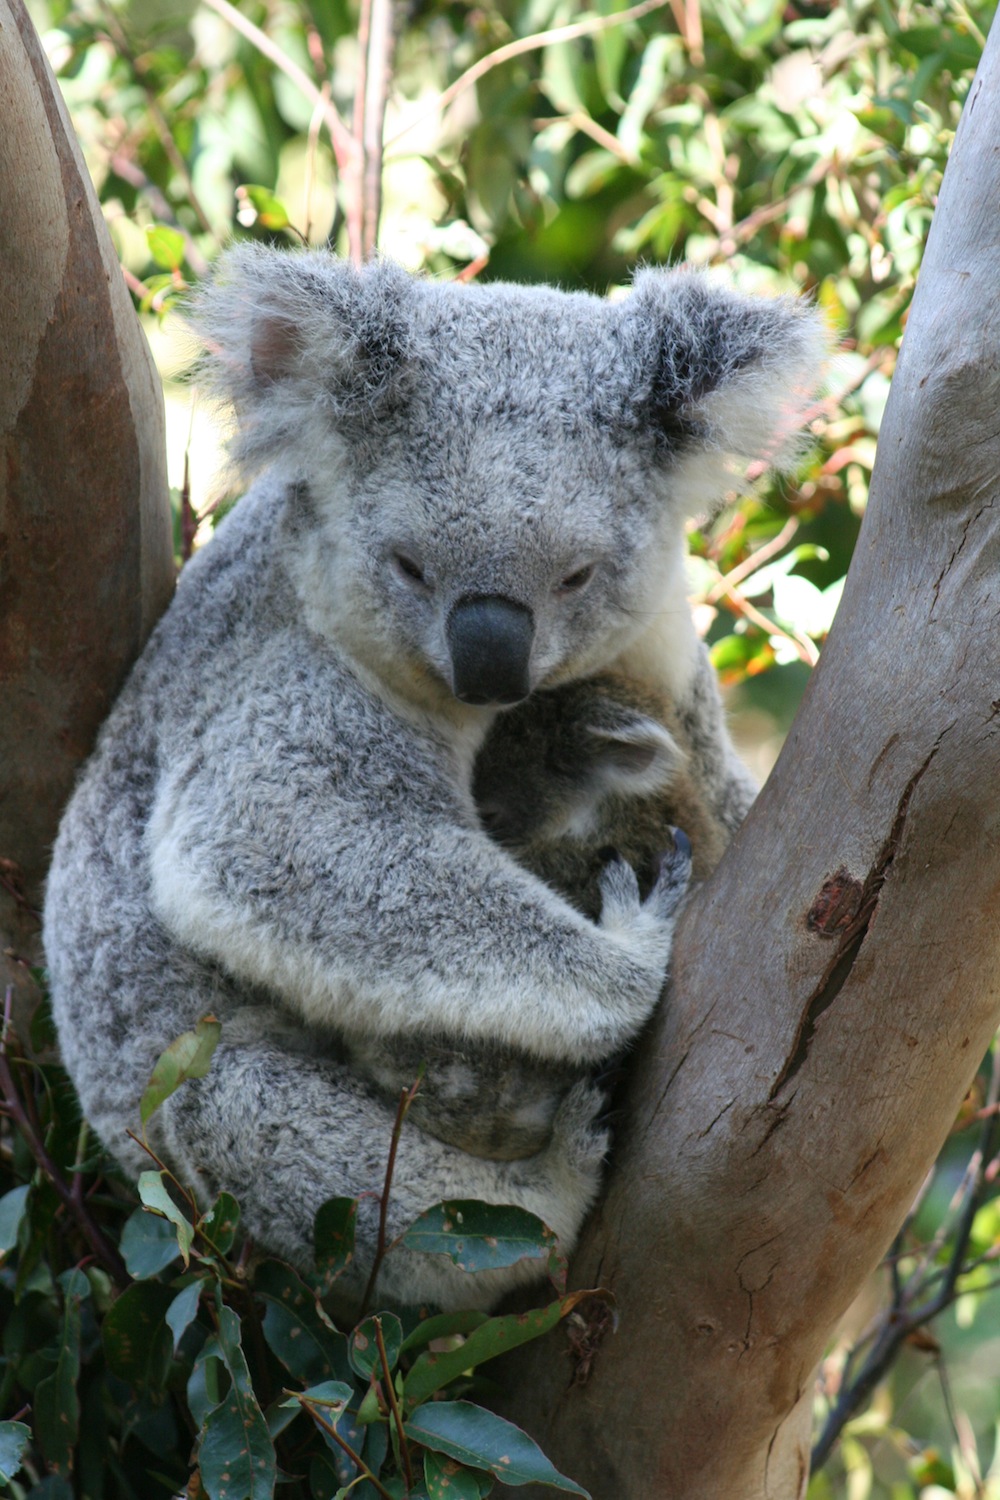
624,267,828,518
586,715,684,799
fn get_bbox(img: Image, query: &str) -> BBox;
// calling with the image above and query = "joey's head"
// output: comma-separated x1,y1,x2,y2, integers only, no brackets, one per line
192,248,825,711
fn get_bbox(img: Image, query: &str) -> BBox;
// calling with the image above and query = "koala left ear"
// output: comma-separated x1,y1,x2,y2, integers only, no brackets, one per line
188,245,414,476
611,269,827,510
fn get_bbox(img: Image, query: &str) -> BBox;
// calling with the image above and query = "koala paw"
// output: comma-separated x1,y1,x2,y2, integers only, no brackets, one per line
649,826,693,920
548,1078,611,1175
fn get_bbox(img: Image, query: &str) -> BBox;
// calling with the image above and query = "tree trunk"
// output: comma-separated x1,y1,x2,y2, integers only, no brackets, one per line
496,21,1000,1500
0,0,173,1016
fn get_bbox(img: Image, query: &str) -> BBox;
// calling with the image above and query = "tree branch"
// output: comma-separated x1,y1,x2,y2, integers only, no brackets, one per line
495,18,1000,1497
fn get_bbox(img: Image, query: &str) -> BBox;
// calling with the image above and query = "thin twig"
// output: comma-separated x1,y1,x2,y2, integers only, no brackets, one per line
811,1044,1000,1472
199,0,355,170
0,998,129,1286
360,1079,420,1314
384,0,672,152
294,1395,394,1499
704,517,800,604
374,1315,412,1489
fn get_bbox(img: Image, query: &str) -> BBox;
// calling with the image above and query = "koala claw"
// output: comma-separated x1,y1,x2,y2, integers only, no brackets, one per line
647,828,693,920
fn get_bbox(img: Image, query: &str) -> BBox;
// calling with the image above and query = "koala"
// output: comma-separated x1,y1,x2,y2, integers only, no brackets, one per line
43,247,822,1312
350,670,734,1159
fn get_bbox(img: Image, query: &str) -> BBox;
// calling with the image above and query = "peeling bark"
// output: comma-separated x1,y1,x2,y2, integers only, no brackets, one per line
495,19,1000,1499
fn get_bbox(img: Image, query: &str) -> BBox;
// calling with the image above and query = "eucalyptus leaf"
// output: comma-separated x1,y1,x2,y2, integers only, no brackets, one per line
404,1402,590,1495
139,1016,221,1127
400,1202,554,1274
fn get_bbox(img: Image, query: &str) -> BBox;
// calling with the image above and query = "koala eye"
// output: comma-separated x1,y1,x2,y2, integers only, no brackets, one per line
556,563,596,595
393,552,428,587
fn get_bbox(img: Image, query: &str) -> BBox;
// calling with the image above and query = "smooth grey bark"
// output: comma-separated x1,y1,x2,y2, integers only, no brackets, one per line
0,0,173,1014
495,20,1000,1499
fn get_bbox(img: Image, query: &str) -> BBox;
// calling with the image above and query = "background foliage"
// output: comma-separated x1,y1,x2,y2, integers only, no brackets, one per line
4,0,1000,1496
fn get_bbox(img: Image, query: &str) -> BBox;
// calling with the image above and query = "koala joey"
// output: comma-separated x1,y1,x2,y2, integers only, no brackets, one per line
43,247,823,1312
350,670,732,1159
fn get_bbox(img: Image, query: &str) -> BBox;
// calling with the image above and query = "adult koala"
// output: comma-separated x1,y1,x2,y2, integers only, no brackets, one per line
43,248,822,1311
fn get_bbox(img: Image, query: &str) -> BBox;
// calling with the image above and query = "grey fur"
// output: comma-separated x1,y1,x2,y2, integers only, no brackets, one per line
43,248,822,1310
352,669,737,1159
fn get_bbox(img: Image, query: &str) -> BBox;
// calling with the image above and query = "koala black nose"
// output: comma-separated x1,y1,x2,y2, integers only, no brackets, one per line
447,595,535,705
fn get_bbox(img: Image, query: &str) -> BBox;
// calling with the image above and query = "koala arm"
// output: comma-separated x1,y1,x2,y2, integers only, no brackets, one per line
147,724,689,1067
673,640,759,836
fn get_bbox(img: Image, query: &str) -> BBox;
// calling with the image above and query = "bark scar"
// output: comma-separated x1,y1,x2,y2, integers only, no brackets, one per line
770,728,954,1101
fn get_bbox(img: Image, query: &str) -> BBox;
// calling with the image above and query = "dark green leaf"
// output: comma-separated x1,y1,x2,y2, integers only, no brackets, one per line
424,1449,489,1499
399,1310,490,1355
34,1277,83,1476
0,1185,30,1253
199,1192,240,1256
405,1294,599,1407
140,1016,221,1126
400,1202,555,1274
120,1205,183,1278
405,1403,590,1494
0,1421,30,1483
256,1259,351,1384
103,1282,174,1387
166,1278,204,1353
312,1196,357,1293
349,1312,403,1380
197,1301,276,1500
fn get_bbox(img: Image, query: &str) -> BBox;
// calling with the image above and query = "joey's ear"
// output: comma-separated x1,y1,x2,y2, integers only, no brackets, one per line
586,713,683,800
188,244,414,473
610,269,827,510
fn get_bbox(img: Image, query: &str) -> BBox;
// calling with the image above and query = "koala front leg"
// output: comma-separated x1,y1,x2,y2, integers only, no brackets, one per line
152,1015,608,1313
148,751,692,1066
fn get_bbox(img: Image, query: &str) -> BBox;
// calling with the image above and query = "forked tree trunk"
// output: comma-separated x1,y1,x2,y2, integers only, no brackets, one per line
0,0,173,1012
4,2,999,1495
495,19,1000,1500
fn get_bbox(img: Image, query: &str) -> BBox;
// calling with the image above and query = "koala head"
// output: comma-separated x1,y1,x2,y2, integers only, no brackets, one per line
192,248,824,711
473,675,683,846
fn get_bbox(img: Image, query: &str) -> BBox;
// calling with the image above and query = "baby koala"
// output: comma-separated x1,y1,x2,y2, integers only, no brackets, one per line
350,673,729,1158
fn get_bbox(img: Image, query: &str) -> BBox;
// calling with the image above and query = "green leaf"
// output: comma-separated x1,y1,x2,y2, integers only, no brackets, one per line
0,1421,30,1483
120,1205,183,1278
280,1379,355,1412
197,1299,276,1500
140,1016,221,1126
34,1277,84,1476
349,1313,403,1381
199,1192,240,1256
236,183,291,230
256,1259,351,1384
102,1281,174,1388
137,1171,195,1267
400,1202,555,1274
146,224,187,270
424,1449,490,1499
399,1309,491,1356
405,1403,590,1494
0,1184,30,1253
166,1279,204,1353
312,1196,357,1293
405,1294,597,1408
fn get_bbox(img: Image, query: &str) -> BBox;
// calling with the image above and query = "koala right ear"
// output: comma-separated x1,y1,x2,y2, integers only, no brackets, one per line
188,245,414,474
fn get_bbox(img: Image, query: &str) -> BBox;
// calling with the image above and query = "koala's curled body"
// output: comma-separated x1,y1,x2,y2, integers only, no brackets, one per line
353,665,745,1158
43,248,822,1311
